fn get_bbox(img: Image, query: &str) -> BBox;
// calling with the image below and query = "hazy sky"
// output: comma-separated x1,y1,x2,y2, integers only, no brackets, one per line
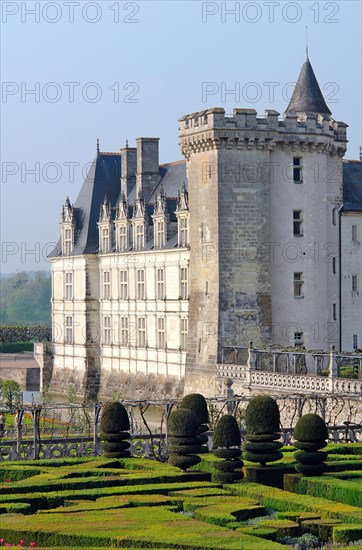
1,0,361,272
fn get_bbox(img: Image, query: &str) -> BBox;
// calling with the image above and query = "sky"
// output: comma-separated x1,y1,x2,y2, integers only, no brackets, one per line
1,0,361,273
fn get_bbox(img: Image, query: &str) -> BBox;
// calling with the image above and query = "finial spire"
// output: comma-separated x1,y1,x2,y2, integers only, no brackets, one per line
305,26,309,60
125,139,128,149
96,138,100,155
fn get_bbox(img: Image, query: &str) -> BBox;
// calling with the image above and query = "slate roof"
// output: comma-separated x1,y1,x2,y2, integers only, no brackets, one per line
285,57,332,117
49,154,186,258
342,161,362,212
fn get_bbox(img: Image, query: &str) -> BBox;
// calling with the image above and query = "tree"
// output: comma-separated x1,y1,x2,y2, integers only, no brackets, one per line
293,413,328,476
179,393,209,453
243,395,283,466
0,380,22,409
100,402,131,458
168,408,202,471
213,414,244,483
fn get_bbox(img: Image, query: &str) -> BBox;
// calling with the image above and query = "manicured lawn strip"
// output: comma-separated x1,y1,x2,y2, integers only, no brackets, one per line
39,494,178,514
0,481,220,512
286,474,362,507
228,482,362,523
326,443,362,455
191,501,266,526
0,470,210,495
0,505,287,549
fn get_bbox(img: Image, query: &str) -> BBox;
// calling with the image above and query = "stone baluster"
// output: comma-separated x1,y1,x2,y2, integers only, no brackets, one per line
246,341,255,387
329,345,338,383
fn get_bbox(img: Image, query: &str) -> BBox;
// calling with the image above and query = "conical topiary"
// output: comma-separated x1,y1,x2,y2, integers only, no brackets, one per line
243,395,283,466
293,413,328,476
100,402,131,458
180,393,209,453
213,414,244,483
168,408,202,471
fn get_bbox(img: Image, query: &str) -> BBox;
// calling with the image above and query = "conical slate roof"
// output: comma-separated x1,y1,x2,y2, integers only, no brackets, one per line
285,57,331,117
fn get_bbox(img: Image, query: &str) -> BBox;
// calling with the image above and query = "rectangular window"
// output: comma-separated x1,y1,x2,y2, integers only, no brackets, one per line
102,227,109,252
332,208,337,226
180,318,188,350
180,216,188,246
352,224,358,241
65,272,73,300
135,224,144,250
119,225,128,251
332,257,337,274
156,220,165,248
353,334,358,351
120,316,129,346
293,210,303,236
137,269,145,299
137,316,146,347
103,270,111,299
293,157,302,183
156,268,165,300
293,272,304,297
157,317,165,348
180,267,188,300
333,303,337,321
65,316,73,344
352,275,358,292
103,316,111,345
294,332,303,346
119,270,128,299
63,227,73,255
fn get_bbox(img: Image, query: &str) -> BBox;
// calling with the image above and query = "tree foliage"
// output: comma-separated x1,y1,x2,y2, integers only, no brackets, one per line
0,380,22,409
0,272,51,324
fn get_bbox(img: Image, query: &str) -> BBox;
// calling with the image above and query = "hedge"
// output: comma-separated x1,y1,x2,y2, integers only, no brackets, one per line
0,341,34,353
333,525,362,544
286,475,362,507
228,483,362,524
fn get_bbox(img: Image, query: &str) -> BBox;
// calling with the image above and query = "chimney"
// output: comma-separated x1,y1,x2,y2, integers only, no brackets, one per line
136,137,160,200
120,144,137,198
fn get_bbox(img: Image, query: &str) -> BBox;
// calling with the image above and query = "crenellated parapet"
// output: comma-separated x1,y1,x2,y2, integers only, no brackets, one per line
179,108,348,158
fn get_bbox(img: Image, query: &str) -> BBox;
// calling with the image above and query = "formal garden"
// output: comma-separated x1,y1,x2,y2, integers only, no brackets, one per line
0,393,361,549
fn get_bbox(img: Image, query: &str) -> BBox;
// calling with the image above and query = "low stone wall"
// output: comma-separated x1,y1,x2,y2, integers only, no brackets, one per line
0,355,40,386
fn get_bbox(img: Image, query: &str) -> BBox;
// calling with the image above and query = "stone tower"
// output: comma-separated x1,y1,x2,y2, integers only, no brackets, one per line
180,56,347,395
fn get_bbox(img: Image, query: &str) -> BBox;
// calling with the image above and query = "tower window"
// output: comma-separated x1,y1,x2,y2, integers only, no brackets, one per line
353,334,358,350
352,275,358,293
333,303,337,321
293,157,302,183
294,272,304,297
294,332,303,347
352,224,358,241
293,210,303,236
332,208,337,226
332,257,337,274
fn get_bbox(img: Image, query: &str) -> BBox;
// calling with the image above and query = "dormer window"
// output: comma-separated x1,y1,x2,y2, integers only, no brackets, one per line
155,219,165,248
135,223,144,250
118,225,128,251
101,227,110,252
62,227,73,255
179,216,189,247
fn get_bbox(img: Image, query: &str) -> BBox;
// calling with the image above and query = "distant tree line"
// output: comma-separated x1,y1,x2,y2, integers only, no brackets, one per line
0,271,51,325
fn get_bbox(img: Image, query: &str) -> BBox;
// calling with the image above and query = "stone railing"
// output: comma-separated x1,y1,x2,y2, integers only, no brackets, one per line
1,425,360,462
217,343,362,397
